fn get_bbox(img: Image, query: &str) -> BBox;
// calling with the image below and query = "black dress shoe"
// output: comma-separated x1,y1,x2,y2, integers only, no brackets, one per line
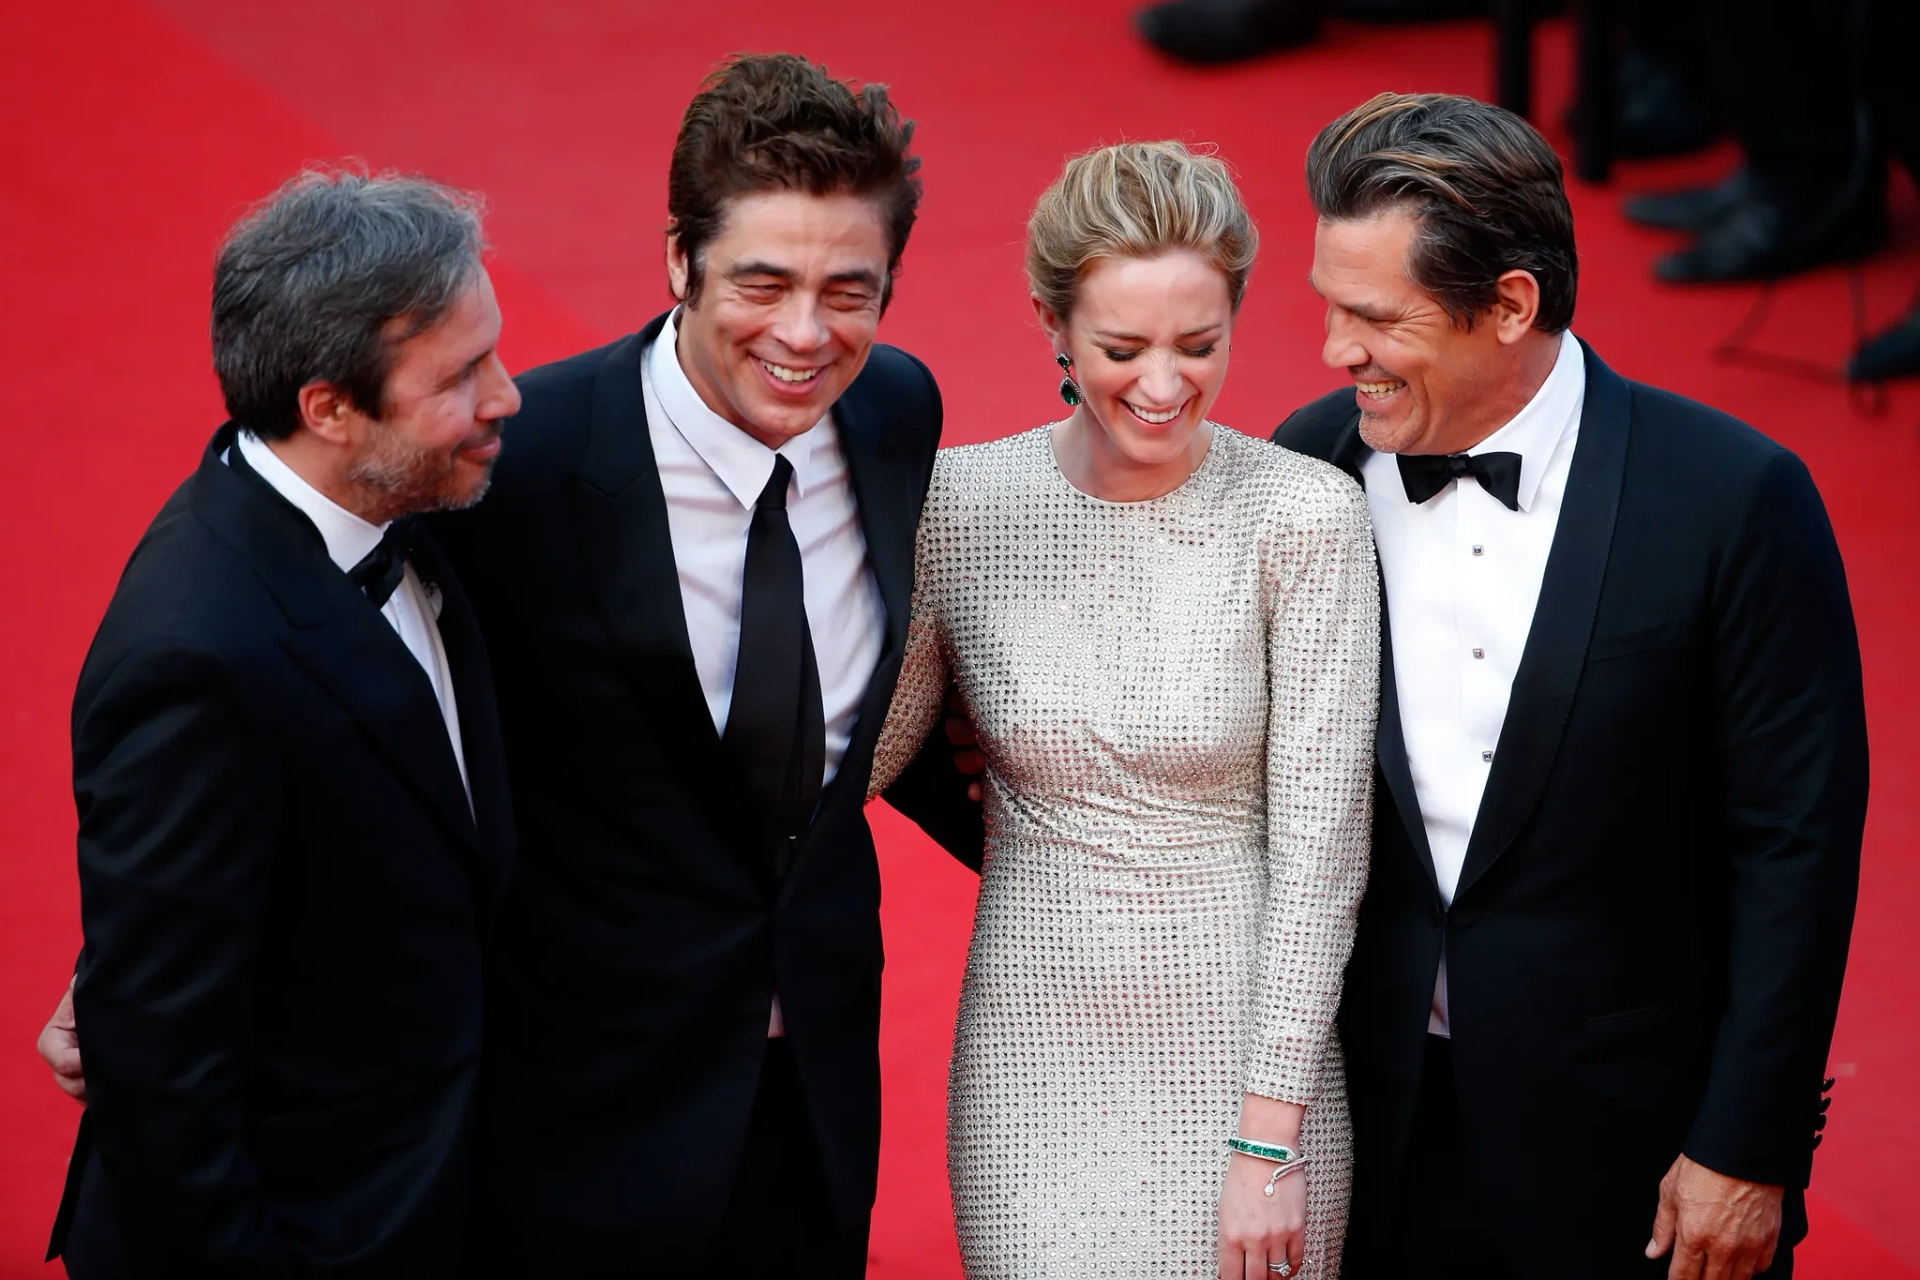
1654,191,1886,284
1624,169,1753,233
1136,0,1322,64
1848,303,1920,382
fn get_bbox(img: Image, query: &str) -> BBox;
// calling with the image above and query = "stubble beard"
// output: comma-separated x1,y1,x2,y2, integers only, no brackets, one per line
347,421,494,525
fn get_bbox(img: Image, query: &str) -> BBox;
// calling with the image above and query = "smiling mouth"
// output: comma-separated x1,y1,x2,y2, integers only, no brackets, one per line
757,356,824,386
1354,377,1406,400
1124,399,1186,425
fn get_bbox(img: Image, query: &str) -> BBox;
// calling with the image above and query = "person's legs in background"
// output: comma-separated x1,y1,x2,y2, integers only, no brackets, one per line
1848,0,1920,382
1629,0,1885,283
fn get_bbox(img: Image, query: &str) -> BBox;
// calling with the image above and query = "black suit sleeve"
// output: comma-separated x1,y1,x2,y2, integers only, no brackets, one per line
881,349,986,870
881,720,985,873
1684,450,1868,1188
71,645,294,1277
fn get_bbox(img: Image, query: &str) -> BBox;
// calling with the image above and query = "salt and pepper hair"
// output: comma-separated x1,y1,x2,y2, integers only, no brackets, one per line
1307,92,1578,333
1026,140,1259,322
212,166,488,441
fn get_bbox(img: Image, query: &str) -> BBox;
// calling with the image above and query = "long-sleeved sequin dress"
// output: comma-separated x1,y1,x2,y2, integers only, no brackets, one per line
869,423,1380,1278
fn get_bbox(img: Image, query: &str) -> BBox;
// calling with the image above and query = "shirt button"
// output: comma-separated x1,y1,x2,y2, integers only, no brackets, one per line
1481,750,1494,762
1472,545,1484,556
1472,648,1485,659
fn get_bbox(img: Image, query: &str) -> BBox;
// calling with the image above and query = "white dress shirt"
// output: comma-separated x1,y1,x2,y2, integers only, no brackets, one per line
642,312,887,1038
1360,328,1585,1036
642,310,885,789
232,430,470,801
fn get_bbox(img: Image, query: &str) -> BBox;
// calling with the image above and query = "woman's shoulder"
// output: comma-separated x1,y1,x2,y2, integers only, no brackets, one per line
1209,424,1369,529
927,424,1054,501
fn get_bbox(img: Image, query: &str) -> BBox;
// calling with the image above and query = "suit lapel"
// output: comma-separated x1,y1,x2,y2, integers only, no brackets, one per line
778,364,917,897
191,427,482,855
1453,343,1631,899
411,529,515,905
1322,414,1442,897
563,315,751,858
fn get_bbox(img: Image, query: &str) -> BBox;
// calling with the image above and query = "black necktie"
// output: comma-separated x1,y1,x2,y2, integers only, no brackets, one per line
721,456,825,878
349,518,418,608
1396,451,1524,511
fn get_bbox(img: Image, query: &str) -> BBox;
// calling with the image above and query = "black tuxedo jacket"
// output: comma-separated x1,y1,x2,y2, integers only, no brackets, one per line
1275,343,1867,1279
51,424,514,1278
431,312,978,1271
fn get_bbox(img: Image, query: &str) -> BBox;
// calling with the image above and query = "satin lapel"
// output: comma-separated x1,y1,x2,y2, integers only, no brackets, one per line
1454,343,1631,900
778,367,916,899
411,529,515,906
1322,412,1441,895
562,316,735,819
833,373,913,661
191,425,481,853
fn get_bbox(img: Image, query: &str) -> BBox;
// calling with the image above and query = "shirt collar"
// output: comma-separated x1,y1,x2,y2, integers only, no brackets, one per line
648,309,824,509
1468,328,1586,512
234,428,386,574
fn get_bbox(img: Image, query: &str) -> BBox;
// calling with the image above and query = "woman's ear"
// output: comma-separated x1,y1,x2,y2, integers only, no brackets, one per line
1032,293,1068,353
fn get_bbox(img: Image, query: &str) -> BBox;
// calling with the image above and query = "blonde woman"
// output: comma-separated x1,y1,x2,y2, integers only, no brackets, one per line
870,142,1379,1279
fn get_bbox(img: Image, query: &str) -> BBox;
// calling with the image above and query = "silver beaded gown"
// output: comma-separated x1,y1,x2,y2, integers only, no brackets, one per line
869,423,1380,1278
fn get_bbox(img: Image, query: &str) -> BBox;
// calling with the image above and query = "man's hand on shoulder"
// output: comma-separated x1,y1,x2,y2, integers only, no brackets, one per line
1647,1153,1784,1280
39,977,85,1104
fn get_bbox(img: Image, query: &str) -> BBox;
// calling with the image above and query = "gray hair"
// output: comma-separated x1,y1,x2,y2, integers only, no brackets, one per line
212,166,488,441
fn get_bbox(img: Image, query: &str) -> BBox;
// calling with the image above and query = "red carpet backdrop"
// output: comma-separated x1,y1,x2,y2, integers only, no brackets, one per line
3,1,1916,1275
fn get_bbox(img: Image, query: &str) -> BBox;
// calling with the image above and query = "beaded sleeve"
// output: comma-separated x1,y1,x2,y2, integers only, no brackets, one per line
867,508,949,801
1244,469,1380,1103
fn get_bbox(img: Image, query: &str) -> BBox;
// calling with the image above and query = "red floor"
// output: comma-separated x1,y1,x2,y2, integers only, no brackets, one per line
2,2,1916,1275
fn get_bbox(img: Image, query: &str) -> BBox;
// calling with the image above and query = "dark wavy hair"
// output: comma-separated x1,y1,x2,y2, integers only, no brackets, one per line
667,53,922,309
1308,92,1577,333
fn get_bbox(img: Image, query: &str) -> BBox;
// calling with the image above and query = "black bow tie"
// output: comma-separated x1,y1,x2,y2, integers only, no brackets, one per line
1396,451,1524,511
349,518,418,608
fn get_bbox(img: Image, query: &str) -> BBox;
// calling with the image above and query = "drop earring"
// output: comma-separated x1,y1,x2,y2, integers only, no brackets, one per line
1055,352,1081,407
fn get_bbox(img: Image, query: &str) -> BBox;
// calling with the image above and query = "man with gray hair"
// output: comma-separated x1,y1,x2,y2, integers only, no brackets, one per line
1277,93,1865,1280
45,167,521,1278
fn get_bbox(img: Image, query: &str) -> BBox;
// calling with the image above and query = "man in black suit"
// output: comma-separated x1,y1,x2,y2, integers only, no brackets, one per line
431,54,978,1277
45,169,521,1276
1275,94,1866,1280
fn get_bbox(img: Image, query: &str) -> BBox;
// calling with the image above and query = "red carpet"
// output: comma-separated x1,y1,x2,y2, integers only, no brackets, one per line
3,2,1915,1275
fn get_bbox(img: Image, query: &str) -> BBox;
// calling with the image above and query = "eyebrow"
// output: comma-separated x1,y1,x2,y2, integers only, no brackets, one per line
1090,325,1223,343
439,348,491,390
727,262,883,291
1308,276,1403,323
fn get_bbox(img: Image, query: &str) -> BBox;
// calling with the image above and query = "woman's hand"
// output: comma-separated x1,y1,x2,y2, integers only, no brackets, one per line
1218,1151,1306,1279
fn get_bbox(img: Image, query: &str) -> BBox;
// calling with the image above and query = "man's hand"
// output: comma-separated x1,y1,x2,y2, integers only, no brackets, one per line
1647,1153,1784,1280
39,979,86,1104
943,687,984,802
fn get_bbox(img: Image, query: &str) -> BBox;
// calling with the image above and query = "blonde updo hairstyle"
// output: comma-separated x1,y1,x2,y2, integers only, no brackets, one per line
1026,140,1259,322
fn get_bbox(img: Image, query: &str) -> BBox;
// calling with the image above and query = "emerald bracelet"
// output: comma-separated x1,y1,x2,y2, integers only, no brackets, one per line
1226,1137,1299,1164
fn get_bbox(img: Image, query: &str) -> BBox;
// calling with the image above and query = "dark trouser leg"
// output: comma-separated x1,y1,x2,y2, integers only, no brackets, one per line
707,1039,863,1278
1383,1036,1525,1280
1702,0,1862,186
520,1041,859,1280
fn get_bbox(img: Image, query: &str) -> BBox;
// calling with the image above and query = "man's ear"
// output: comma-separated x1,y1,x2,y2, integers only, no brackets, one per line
666,227,691,303
295,381,357,446
1491,269,1542,345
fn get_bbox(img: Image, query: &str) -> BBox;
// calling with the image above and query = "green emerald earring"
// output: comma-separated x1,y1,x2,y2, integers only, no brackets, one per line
1056,352,1081,407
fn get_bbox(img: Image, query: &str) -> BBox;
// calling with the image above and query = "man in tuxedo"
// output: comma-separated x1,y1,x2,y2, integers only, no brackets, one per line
45,169,521,1276
1274,94,1867,1280
429,54,978,1277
